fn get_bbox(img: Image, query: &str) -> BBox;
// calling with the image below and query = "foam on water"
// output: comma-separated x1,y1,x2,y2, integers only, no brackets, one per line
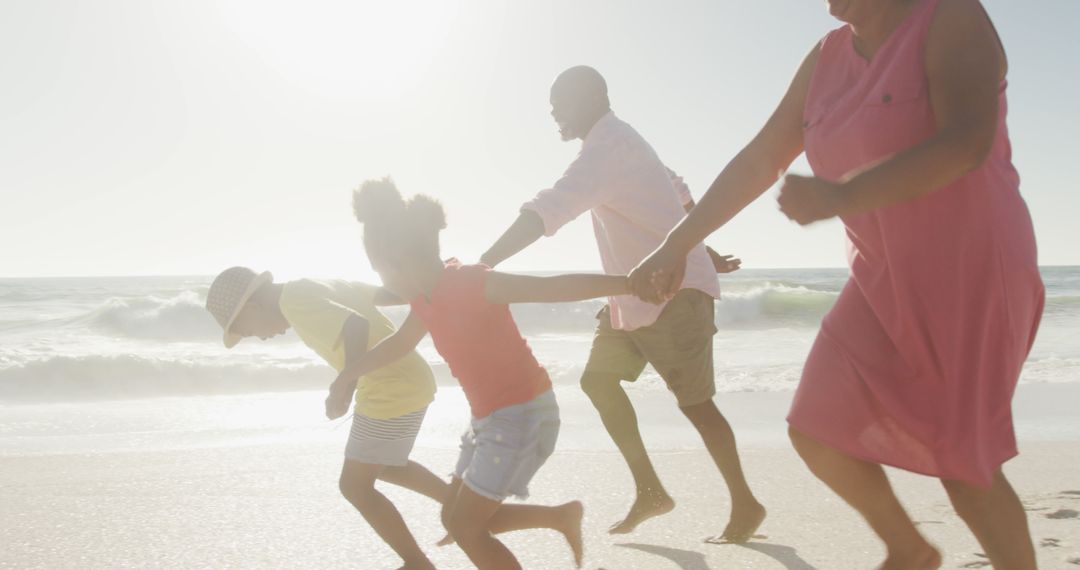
1,268,1077,403
79,290,220,341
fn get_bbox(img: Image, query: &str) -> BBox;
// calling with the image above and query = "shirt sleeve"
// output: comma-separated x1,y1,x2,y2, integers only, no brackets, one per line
521,144,616,237
666,166,693,206
280,281,359,351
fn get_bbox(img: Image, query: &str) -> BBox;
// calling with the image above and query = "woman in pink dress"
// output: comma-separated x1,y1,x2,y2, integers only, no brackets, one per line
630,0,1044,567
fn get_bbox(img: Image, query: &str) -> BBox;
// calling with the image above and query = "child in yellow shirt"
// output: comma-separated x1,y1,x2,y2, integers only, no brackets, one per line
206,268,443,569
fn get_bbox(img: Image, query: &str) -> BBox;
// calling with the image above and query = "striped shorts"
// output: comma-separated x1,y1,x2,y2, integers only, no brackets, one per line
344,407,427,467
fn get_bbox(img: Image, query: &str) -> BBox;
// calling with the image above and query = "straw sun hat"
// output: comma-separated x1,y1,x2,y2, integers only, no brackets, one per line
205,267,273,348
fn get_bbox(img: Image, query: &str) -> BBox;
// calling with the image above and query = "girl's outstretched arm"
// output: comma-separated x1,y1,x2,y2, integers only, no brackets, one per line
483,271,628,305
325,311,428,419
372,287,407,306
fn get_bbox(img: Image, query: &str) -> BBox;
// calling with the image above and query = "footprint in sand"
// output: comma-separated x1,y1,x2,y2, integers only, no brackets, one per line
1045,509,1079,520
1067,557,1080,565
1040,537,1061,548
960,553,991,568
1060,490,1080,499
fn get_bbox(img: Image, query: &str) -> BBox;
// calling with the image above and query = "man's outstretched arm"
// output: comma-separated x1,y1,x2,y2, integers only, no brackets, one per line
479,209,546,268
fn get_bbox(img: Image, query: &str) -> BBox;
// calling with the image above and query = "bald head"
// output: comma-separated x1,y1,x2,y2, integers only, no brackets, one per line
549,65,611,141
552,66,609,103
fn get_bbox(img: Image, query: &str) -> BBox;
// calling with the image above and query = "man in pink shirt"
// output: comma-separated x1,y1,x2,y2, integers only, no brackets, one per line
481,66,765,543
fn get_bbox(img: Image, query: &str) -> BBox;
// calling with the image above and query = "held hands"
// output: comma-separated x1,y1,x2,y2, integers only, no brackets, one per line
325,377,356,420
630,246,738,304
628,242,687,305
629,174,843,304
777,174,850,225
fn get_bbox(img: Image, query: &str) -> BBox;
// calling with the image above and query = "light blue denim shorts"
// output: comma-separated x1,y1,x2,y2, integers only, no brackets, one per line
454,390,560,502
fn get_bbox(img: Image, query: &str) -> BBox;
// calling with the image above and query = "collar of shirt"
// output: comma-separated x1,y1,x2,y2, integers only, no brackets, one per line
581,111,619,150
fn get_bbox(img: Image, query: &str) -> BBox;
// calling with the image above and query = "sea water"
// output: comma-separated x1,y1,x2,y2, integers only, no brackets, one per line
1,268,1077,455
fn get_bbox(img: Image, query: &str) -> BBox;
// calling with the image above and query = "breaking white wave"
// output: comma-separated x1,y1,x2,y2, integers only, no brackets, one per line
1,268,1076,403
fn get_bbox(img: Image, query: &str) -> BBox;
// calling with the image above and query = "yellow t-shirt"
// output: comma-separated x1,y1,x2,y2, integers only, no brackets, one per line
278,279,435,420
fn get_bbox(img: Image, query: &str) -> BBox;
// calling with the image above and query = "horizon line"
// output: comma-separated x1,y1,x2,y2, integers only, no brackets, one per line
1,264,1078,280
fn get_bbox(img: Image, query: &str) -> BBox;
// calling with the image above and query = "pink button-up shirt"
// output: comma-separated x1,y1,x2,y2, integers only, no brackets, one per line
522,112,720,331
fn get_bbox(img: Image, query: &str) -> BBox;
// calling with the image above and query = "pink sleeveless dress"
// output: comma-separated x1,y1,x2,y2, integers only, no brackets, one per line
787,0,1045,488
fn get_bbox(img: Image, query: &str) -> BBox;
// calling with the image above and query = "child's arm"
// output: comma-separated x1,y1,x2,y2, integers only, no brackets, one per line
342,312,426,380
372,287,407,306
325,311,428,419
483,271,628,305
340,314,371,371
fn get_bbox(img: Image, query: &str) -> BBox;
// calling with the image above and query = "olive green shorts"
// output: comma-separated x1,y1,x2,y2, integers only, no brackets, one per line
585,289,718,408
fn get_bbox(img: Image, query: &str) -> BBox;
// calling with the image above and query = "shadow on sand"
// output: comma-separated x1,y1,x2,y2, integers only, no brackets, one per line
617,541,818,570
617,543,710,570
736,542,817,570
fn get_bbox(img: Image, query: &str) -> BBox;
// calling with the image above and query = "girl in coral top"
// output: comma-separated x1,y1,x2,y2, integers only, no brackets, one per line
326,178,630,570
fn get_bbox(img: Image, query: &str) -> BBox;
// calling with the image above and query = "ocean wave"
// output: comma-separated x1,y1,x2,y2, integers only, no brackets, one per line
2,350,1075,404
1018,356,1080,384
509,301,608,334
0,354,330,402
1045,295,1080,315
716,283,838,328
59,282,840,343
0,353,804,403
718,285,1077,327
79,291,222,341
18,281,1080,347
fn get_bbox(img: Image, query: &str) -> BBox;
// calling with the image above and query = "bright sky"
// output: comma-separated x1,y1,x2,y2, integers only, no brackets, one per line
1,0,1077,280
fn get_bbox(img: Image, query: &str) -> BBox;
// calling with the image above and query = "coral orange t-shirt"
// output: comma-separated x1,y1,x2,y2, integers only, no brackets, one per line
409,260,551,418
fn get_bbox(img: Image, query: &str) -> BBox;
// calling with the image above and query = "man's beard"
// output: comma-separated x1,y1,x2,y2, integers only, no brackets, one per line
557,121,576,141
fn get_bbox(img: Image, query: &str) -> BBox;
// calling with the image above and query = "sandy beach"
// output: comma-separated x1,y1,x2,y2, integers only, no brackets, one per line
4,0,1079,566
3,384,1078,569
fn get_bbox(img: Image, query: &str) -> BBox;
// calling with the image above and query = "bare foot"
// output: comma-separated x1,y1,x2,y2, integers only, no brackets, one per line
557,501,585,568
608,491,675,534
877,544,942,570
394,559,436,570
704,502,767,544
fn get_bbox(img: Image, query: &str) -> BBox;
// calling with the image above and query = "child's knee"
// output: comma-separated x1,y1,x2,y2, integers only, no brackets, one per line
339,474,377,507
439,500,455,529
446,516,472,544
440,479,463,528
446,507,483,545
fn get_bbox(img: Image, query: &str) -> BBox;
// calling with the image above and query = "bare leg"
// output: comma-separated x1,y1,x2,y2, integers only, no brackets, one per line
378,460,450,503
941,470,1036,570
339,461,434,570
378,460,454,546
789,427,941,570
581,371,674,534
680,400,766,543
440,478,583,567
445,485,520,570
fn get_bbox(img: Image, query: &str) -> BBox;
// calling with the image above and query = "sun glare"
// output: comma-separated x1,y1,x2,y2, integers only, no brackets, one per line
219,0,460,101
